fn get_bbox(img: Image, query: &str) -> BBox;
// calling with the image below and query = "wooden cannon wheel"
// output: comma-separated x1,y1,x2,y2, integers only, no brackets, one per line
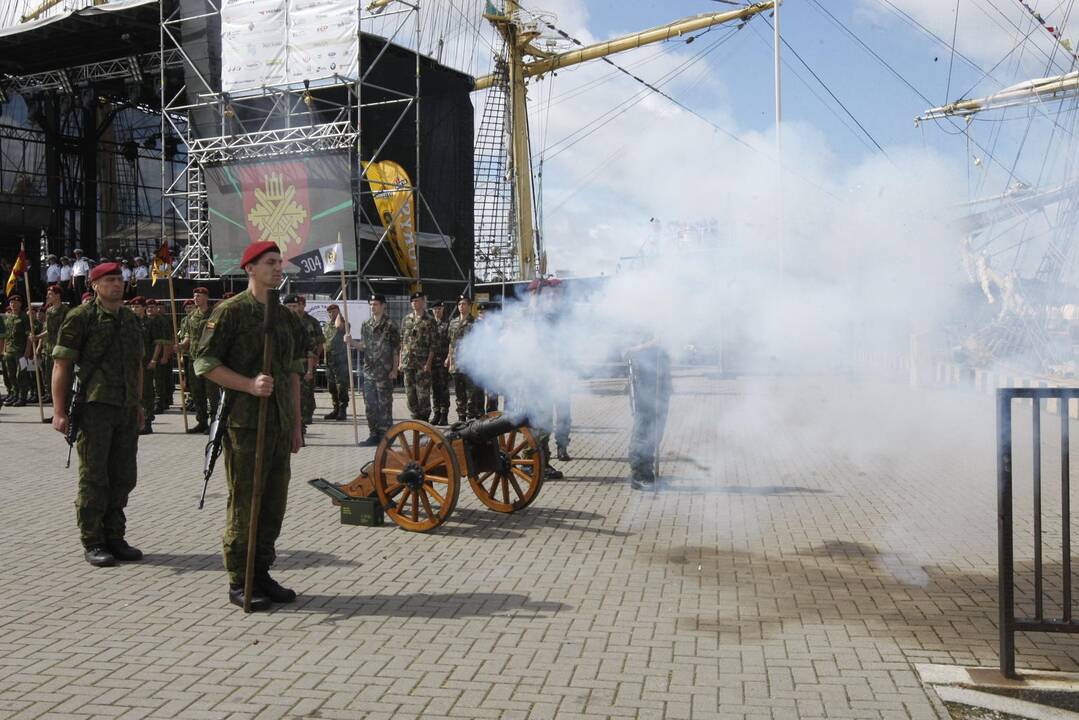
467,413,545,513
372,420,460,532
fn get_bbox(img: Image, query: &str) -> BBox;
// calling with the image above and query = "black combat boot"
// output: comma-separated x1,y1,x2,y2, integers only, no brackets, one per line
255,571,297,603
228,583,272,611
544,464,564,480
323,406,339,420
139,422,153,435
187,422,210,434
335,405,348,421
556,443,571,462
106,538,143,561
84,545,117,567
359,434,381,447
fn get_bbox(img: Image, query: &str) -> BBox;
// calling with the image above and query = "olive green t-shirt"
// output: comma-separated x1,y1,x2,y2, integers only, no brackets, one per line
193,289,305,434
52,301,145,408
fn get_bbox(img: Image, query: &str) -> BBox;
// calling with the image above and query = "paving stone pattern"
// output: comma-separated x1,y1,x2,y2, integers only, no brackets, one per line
0,371,1077,719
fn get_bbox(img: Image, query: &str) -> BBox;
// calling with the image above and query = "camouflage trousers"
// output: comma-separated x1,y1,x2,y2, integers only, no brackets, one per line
554,392,572,449
154,359,173,410
403,366,431,421
628,365,671,480
75,403,140,548
141,364,156,425
221,425,292,585
363,371,394,436
300,371,315,425
326,361,350,412
186,358,219,425
431,363,450,416
2,355,23,399
452,372,484,421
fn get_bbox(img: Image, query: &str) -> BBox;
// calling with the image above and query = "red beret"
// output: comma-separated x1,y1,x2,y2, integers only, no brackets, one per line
326,303,340,312
193,286,209,295
240,240,280,268
8,295,23,304
47,284,63,294
183,299,195,307
145,298,159,306
81,292,93,302
129,296,145,306
222,291,236,299
89,262,122,282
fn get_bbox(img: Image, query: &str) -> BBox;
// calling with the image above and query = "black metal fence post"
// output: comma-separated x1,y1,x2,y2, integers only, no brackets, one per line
997,389,1016,679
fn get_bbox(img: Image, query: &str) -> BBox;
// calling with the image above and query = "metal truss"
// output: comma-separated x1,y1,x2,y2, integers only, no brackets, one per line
4,50,183,95
185,121,356,163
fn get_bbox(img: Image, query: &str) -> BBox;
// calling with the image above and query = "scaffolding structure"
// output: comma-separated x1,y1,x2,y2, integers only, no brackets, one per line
160,0,469,292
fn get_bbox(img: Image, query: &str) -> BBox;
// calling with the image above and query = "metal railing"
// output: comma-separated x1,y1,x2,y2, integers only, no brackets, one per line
997,387,1079,678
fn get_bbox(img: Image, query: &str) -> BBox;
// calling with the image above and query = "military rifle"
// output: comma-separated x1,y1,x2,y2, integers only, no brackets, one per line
199,388,232,509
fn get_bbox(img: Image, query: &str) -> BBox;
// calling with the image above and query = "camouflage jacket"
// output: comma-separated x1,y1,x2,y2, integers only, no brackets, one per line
361,314,400,377
323,319,347,366
52,301,145,407
193,289,305,435
399,311,436,369
299,313,323,359
447,314,476,361
44,304,69,352
432,317,451,362
149,313,174,348
179,307,211,348
2,311,29,358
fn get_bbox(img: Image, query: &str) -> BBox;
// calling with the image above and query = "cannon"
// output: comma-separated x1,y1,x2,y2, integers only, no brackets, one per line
312,412,546,532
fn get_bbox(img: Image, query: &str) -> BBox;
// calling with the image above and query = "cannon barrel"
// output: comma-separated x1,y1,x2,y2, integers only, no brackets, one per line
452,414,528,444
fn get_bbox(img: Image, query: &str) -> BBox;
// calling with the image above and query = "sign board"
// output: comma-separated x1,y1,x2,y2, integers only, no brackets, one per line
304,300,370,333
205,153,356,275
221,0,359,95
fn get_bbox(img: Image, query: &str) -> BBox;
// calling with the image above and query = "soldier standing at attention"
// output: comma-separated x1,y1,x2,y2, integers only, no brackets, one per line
2,295,31,407
321,304,350,421
399,291,435,422
283,294,322,429
145,300,174,413
50,262,146,566
445,294,483,421
358,294,399,446
177,287,215,434
39,284,68,399
430,301,452,425
624,335,672,491
127,297,156,435
194,241,305,611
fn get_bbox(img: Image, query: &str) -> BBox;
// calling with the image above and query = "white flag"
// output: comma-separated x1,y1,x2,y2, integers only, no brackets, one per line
320,241,345,274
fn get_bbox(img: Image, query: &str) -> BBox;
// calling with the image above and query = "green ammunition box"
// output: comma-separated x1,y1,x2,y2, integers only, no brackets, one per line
339,496,384,527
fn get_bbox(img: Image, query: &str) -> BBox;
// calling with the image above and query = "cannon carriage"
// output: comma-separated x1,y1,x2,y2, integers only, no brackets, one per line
315,413,546,532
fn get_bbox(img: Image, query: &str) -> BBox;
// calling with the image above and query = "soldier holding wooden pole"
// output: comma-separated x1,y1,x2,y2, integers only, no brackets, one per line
194,241,305,611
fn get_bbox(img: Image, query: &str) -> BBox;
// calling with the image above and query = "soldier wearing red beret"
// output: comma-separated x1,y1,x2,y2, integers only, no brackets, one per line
193,241,305,610
50,262,147,566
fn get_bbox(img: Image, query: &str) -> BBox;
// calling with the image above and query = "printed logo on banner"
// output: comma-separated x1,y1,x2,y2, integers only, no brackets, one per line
240,163,311,252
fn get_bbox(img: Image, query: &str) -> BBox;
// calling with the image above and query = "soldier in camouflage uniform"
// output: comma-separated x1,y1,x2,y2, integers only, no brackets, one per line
128,297,156,434
446,295,483,421
39,285,68,402
322,304,350,421
2,295,31,406
51,262,146,567
624,337,672,491
194,241,305,611
359,294,399,445
284,294,322,428
399,291,436,422
146,300,174,412
430,301,452,425
178,287,217,433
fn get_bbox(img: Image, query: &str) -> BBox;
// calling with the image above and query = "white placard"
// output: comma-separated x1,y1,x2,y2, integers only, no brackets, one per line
221,0,358,95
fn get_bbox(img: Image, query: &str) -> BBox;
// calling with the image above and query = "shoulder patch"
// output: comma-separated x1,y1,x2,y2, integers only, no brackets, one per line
206,321,216,330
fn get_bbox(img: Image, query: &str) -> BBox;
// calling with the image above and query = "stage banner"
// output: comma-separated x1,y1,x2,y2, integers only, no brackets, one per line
221,0,358,95
205,153,357,275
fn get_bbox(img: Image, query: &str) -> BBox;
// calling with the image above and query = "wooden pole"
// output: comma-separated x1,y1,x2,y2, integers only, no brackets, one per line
243,288,277,612
165,274,190,432
339,269,360,445
22,264,46,423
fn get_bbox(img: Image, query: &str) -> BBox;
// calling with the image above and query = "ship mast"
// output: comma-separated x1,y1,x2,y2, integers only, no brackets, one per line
478,1,778,281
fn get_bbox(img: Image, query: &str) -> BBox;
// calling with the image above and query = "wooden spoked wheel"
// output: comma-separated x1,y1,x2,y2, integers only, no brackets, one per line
372,420,460,532
468,414,545,513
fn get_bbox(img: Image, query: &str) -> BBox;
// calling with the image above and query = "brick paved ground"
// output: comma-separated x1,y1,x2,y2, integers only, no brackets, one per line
0,371,1077,719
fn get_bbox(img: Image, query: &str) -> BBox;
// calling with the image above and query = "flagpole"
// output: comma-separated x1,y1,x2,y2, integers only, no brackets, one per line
165,273,190,433
21,243,46,423
339,266,360,446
